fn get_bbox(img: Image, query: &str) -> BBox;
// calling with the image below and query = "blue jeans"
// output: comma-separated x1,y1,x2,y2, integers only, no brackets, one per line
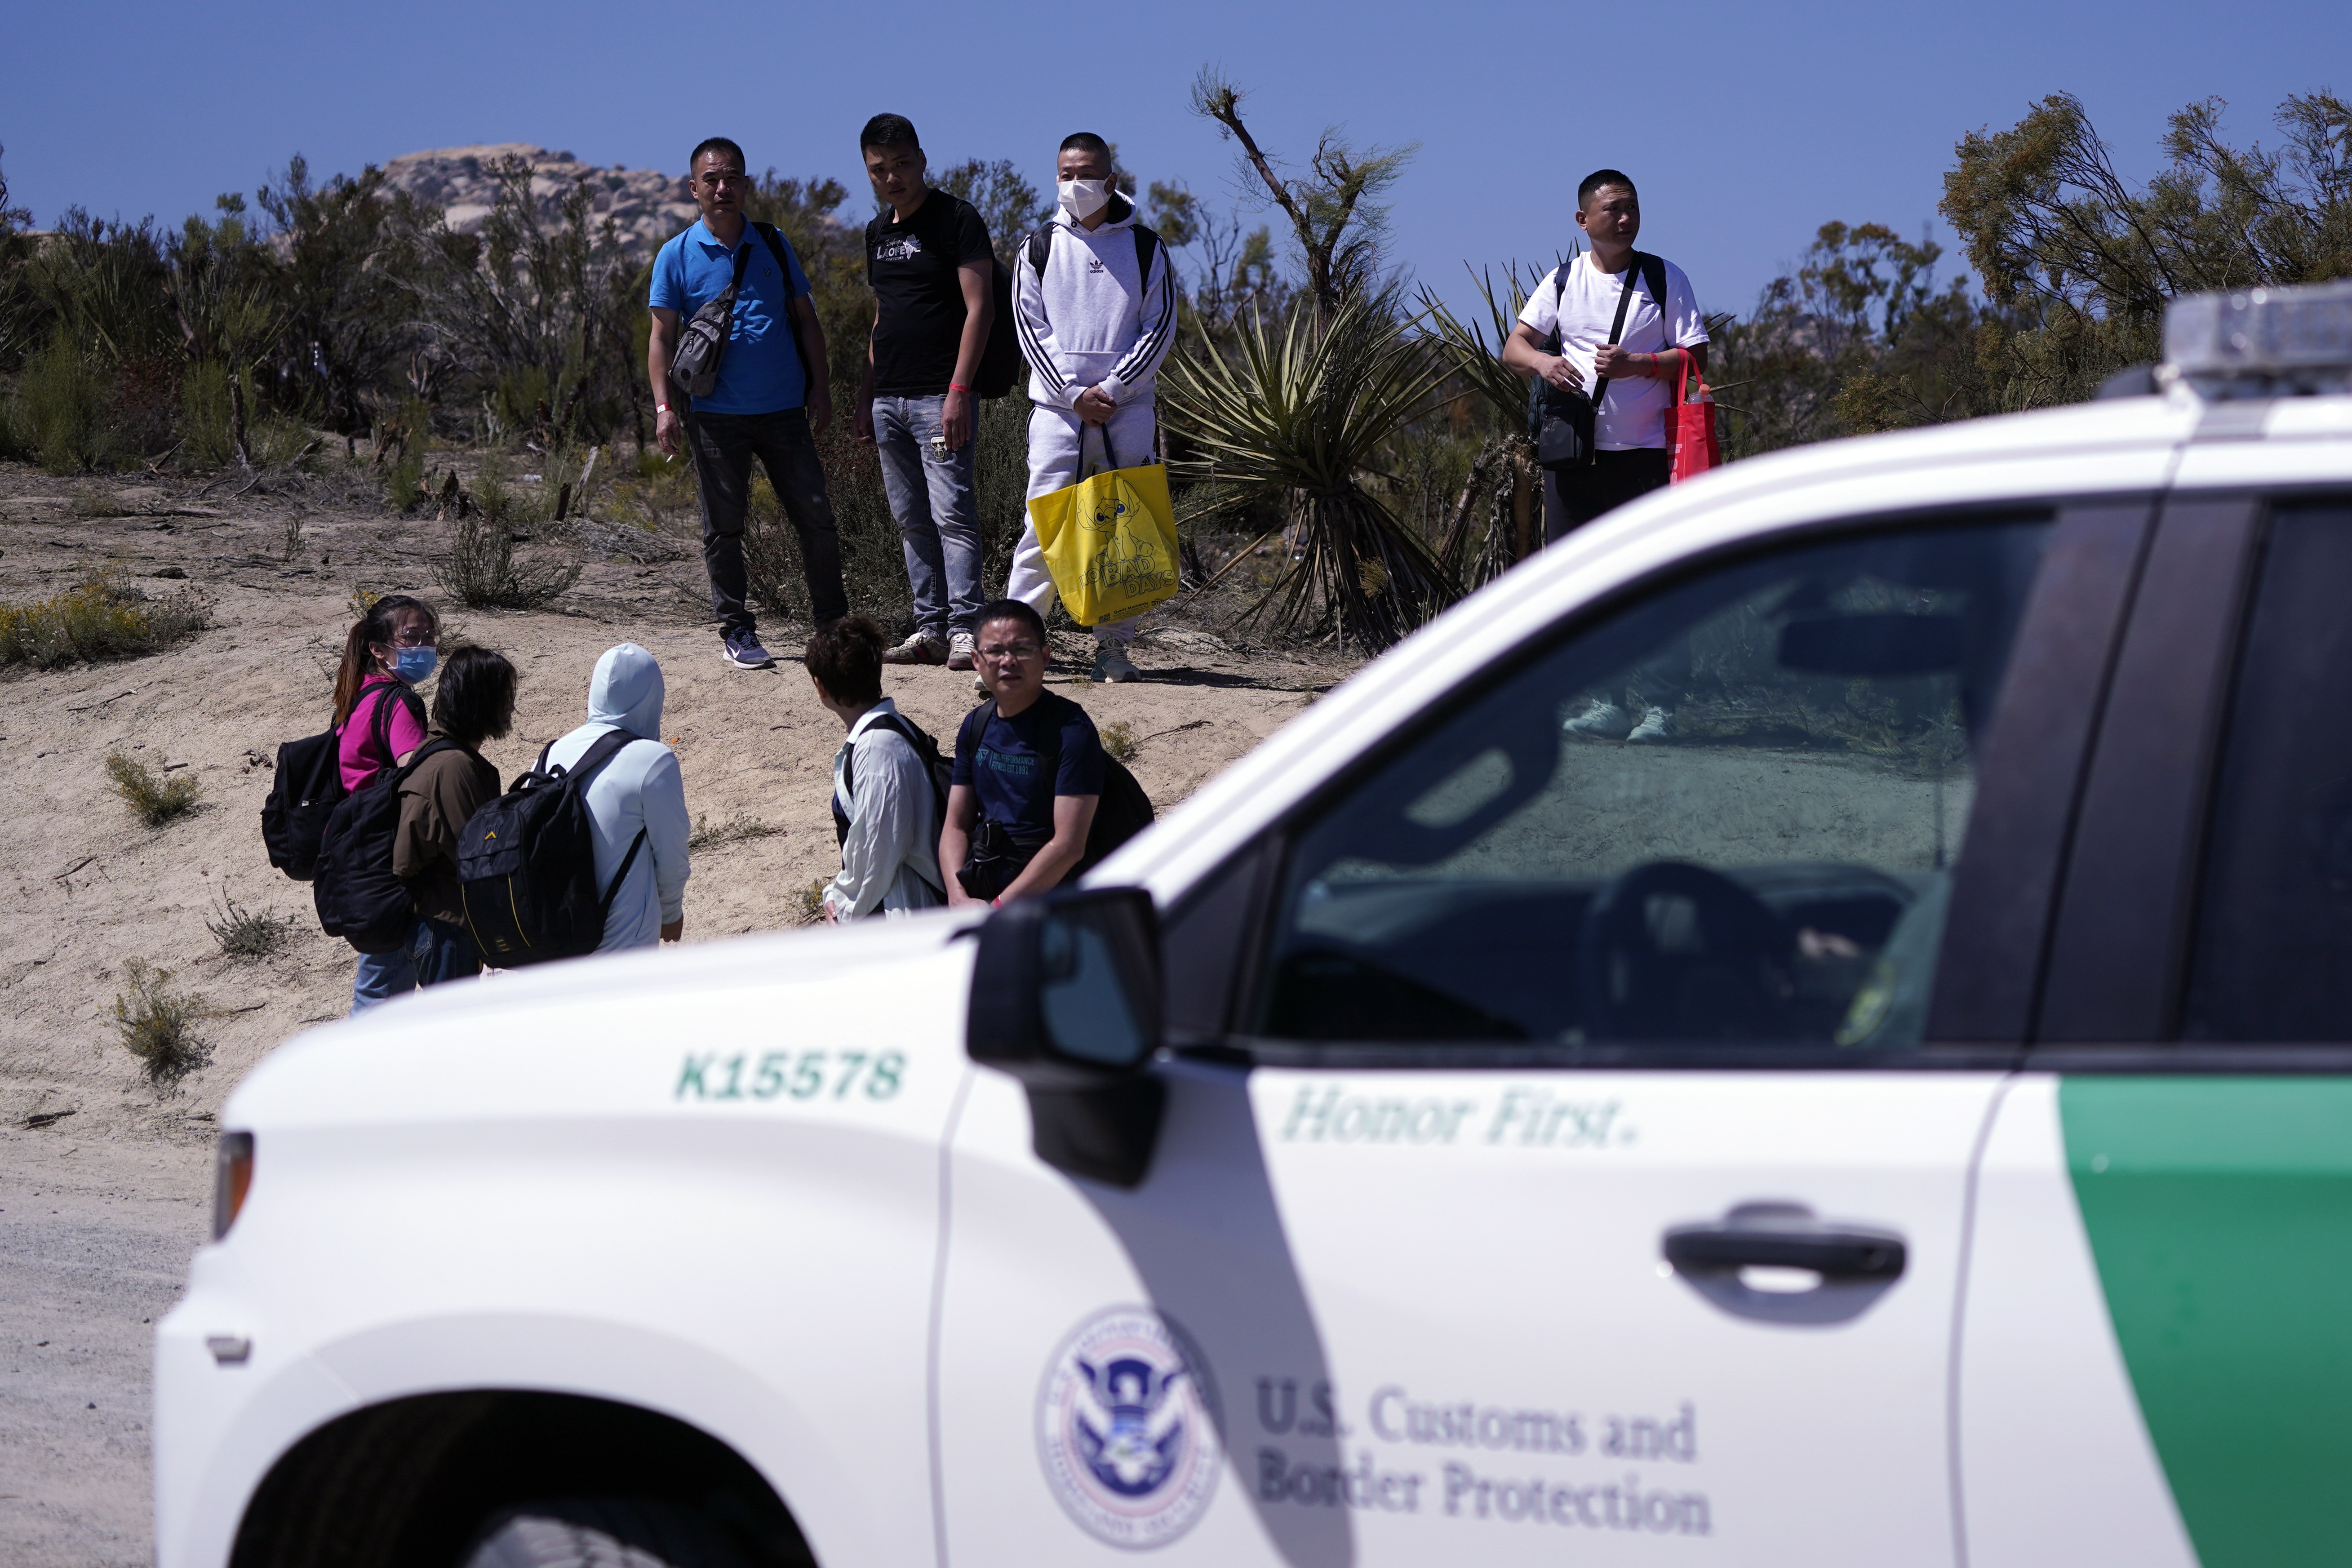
349,916,481,1013
872,394,983,639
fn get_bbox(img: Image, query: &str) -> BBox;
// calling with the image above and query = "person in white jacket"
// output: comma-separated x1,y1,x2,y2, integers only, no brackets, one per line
808,617,945,920
1009,131,1177,684
541,643,692,950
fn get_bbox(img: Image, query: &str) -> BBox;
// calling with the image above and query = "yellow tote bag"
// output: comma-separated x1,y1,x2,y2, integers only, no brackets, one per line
1027,432,1181,627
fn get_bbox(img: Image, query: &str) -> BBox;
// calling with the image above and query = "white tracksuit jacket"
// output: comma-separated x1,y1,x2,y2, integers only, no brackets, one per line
1008,199,1179,640
1012,198,1177,413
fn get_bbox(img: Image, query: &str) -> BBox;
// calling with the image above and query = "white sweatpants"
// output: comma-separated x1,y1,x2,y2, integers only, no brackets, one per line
1006,400,1160,644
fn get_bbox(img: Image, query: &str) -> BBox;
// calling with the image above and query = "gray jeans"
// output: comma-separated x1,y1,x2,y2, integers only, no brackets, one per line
873,394,983,639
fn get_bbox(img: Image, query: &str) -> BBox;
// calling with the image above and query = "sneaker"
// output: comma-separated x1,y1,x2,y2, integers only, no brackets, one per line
1563,700,1634,740
721,629,774,669
1626,706,1677,745
972,671,989,695
1092,642,1140,683
881,631,948,666
946,631,976,671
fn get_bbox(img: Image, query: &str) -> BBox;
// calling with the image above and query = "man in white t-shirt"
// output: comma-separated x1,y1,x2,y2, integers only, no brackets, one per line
1502,169,1709,744
1503,169,1709,542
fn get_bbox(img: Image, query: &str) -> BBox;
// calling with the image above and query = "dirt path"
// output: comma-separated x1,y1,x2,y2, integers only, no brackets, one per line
0,460,1348,1565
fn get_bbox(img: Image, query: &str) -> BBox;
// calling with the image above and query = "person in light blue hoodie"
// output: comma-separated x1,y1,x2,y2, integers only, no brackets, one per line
541,644,692,950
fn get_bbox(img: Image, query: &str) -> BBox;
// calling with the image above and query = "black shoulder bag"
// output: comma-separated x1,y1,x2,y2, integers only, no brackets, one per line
1531,253,1664,471
667,223,811,401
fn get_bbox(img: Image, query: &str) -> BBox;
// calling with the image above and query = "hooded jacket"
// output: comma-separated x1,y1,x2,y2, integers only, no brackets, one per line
541,644,691,952
1013,194,1177,413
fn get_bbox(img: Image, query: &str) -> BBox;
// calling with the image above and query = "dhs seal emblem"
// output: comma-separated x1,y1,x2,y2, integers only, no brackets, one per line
1037,1306,1221,1548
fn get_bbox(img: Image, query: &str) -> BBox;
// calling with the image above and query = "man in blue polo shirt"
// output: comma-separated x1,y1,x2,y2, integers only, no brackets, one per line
648,136,848,669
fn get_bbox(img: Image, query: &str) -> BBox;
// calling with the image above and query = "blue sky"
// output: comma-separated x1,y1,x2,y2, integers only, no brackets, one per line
4,0,2338,320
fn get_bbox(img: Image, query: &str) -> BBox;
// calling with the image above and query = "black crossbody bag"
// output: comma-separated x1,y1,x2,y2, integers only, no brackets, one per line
667,223,812,402
1531,253,1664,471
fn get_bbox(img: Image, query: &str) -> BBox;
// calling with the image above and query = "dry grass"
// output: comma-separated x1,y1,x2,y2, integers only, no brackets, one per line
0,574,213,670
114,959,211,1087
689,814,783,853
433,512,583,609
205,890,298,959
1099,720,1138,763
106,751,203,827
798,879,828,925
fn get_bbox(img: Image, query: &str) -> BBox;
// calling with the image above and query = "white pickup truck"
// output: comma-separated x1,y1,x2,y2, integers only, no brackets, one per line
160,282,2352,1568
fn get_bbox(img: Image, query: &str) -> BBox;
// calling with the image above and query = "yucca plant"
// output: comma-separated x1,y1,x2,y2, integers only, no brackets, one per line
1416,258,1564,586
1162,293,1461,651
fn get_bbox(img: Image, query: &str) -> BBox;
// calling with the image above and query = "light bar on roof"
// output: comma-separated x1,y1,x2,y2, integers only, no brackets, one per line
2166,280,2352,393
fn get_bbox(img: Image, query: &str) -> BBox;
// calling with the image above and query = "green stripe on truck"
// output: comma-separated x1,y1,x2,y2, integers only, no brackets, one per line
2059,1076,2352,1568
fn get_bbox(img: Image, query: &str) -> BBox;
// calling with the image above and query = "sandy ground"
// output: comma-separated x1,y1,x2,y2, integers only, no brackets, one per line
0,458,1347,1566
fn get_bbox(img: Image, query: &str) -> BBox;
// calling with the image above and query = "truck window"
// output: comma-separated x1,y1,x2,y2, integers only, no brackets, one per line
1251,519,2051,1049
2182,497,2352,1040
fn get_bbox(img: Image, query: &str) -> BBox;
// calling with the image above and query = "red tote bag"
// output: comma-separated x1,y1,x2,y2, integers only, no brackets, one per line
1667,354,1720,484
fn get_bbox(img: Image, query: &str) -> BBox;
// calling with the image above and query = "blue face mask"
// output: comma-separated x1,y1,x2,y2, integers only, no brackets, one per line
395,645,438,683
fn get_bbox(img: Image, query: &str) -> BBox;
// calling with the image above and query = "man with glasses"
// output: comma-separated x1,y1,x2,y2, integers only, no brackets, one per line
938,599,1105,906
649,136,848,670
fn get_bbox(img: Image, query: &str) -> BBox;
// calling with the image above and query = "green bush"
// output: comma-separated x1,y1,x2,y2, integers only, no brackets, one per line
0,574,212,669
432,512,582,609
115,959,210,1086
181,360,235,466
205,890,297,959
16,329,123,473
106,751,203,827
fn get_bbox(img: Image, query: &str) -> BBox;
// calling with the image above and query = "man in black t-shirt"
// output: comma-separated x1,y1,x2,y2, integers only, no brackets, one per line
939,599,1105,907
855,114,997,673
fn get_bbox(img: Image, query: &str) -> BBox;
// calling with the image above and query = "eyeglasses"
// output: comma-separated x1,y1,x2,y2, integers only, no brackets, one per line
976,641,1043,661
383,626,435,646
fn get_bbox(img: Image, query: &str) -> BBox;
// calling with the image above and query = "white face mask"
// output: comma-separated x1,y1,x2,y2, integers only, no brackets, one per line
1057,178,1111,220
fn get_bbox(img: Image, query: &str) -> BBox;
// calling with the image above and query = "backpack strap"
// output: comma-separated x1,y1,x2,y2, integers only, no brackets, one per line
1027,228,1052,279
597,828,649,918
1586,257,1646,415
751,222,816,406
1133,225,1160,285
361,679,426,777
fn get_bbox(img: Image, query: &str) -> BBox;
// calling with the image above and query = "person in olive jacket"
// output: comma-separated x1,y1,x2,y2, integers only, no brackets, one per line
391,645,518,988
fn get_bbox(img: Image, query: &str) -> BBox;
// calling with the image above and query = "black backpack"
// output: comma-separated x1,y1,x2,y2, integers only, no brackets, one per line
1007,221,1163,401
456,728,651,967
312,737,463,954
832,711,954,892
263,682,425,882
956,697,1155,876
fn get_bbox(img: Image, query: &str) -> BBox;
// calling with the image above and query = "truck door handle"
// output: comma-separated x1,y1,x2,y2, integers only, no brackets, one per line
1663,1202,1906,1327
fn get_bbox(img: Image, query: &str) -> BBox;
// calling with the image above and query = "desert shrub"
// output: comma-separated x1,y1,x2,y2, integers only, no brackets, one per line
181,359,235,466
0,574,212,669
433,511,582,609
799,879,828,924
472,451,518,527
689,813,782,852
15,329,122,473
206,890,297,959
107,750,203,827
387,444,426,511
115,959,210,1087
1099,720,1137,763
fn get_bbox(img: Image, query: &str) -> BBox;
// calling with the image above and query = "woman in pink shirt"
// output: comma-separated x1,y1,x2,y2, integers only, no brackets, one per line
334,593,439,1011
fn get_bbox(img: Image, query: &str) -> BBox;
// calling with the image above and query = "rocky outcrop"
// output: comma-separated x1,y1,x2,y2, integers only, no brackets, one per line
380,144,698,258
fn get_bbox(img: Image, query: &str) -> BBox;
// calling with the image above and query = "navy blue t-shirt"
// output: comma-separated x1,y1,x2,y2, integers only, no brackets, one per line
952,693,1106,838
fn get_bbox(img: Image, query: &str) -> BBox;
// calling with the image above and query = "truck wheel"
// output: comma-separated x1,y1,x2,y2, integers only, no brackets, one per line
462,1497,751,1568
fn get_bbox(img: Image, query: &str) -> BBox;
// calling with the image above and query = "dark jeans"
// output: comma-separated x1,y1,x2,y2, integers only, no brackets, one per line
1542,446,1671,545
686,406,848,635
413,915,481,987
348,915,479,1013
1546,448,1685,707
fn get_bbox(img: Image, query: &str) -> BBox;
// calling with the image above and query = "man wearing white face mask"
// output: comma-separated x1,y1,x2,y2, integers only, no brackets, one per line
1007,131,1176,683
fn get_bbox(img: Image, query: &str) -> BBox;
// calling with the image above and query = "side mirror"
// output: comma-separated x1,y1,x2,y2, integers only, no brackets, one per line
967,887,1166,1187
1779,614,1966,677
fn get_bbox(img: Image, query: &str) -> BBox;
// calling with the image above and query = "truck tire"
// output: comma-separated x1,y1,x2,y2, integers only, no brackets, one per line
462,1498,752,1568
